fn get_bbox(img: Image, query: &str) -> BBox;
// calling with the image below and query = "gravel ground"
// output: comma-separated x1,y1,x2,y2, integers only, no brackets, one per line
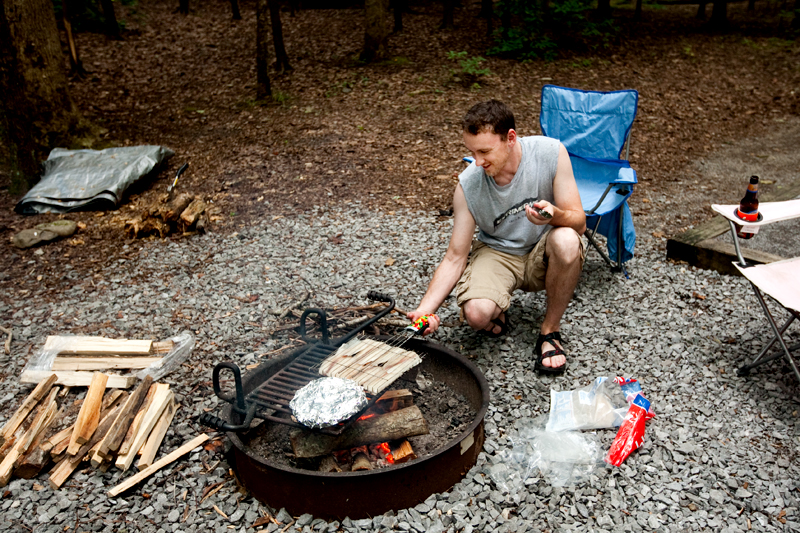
1,204,799,533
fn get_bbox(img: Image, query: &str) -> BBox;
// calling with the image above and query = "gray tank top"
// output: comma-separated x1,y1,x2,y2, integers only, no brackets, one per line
459,136,560,255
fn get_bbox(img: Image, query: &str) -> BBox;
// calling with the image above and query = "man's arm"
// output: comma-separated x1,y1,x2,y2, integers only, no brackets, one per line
408,184,476,334
526,143,586,234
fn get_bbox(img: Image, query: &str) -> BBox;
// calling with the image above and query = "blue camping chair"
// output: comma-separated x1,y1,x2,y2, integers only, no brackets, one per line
539,85,639,274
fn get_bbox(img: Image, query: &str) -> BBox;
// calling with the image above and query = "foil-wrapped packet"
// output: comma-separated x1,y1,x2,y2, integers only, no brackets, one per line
290,377,368,429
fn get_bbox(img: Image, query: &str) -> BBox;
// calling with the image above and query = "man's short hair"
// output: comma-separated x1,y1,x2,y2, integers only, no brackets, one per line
462,100,516,138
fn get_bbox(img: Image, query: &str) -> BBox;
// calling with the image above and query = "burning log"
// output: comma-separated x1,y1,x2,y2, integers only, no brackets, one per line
318,455,341,473
373,389,413,413
291,405,429,459
351,452,372,471
390,439,416,464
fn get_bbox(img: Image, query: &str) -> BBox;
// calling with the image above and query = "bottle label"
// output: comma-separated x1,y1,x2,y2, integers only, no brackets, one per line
736,208,758,222
739,225,759,235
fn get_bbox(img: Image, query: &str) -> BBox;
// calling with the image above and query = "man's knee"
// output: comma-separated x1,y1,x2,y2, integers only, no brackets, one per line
546,228,582,264
462,299,496,330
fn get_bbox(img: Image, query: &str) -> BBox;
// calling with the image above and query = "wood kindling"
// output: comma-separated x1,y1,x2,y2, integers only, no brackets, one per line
0,388,59,487
390,439,416,464
320,339,421,394
115,388,172,472
96,375,153,458
0,373,58,446
43,336,153,356
52,356,163,371
20,371,136,389
48,402,124,489
118,383,168,456
67,373,108,455
137,395,178,470
107,434,209,498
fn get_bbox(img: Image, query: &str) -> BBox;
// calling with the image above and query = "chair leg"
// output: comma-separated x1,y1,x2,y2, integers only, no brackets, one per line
738,288,800,383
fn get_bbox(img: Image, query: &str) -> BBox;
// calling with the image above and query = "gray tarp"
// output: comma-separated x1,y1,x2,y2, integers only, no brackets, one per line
15,145,174,214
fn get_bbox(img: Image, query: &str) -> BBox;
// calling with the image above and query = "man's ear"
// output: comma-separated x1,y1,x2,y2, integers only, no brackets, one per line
506,128,517,145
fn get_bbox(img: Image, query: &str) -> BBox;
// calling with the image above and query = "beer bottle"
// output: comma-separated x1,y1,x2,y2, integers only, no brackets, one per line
735,175,759,240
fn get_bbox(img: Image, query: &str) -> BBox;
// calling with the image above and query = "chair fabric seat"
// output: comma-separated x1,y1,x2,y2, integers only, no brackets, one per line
734,257,800,314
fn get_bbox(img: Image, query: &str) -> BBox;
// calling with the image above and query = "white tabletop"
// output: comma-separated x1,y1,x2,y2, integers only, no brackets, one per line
711,199,800,226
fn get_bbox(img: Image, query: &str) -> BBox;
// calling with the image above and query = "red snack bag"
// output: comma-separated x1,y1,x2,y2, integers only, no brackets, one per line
605,393,651,467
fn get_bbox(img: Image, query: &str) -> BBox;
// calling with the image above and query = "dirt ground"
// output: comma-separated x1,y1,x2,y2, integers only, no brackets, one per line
1,1,799,293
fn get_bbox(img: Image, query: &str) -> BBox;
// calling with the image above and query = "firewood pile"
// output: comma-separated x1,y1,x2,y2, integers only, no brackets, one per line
0,373,184,491
290,389,426,472
124,192,208,238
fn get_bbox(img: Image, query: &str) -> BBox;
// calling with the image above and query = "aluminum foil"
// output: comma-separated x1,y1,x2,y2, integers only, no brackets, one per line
290,377,368,429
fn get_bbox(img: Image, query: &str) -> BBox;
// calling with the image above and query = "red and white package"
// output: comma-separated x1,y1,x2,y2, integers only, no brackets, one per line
604,393,651,467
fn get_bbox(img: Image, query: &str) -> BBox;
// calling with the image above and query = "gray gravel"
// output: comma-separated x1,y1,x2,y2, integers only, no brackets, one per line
0,203,798,532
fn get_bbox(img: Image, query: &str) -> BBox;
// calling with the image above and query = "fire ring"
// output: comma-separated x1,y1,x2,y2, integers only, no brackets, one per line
222,337,490,520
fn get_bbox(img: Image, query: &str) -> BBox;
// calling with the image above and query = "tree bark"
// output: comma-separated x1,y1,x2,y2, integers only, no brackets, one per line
178,0,189,15
230,0,242,20
441,0,455,29
635,0,643,21
709,0,727,28
361,0,391,62
256,0,272,99
392,0,405,32
61,0,85,76
480,0,493,37
269,0,291,73
99,0,122,39
0,0,87,192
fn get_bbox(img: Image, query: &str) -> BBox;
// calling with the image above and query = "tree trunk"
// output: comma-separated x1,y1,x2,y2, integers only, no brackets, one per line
269,0,291,73
178,0,189,15
696,2,706,20
747,0,755,11
361,0,391,63
0,0,87,192
480,0,493,37
441,0,455,29
230,0,242,20
392,0,405,32
635,0,643,20
596,0,612,18
61,0,85,76
709,0,727,28
256,0,272,99
99,0,122,39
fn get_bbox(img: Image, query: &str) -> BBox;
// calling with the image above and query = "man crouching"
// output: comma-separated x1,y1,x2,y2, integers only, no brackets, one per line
408,99,586,375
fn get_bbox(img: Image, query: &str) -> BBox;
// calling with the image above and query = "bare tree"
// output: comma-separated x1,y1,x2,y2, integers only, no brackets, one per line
99,0,122,39
0,0,88,191
709,0,728,28
441,0,455,29
361,0,391,62
231,0,242,20
256,0,272,98
178,0,189,15
62,0,85,76
269,0,291,73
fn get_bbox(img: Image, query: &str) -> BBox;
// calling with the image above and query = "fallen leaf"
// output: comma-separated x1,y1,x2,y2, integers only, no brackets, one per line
32,482,45,491
252,516,271,528
204,438,225,454
641,198,651,203
652,231,665,238
68,238,85,246
213,504,228,519
385,257,395,266
328,234,344,244
692,292,706,300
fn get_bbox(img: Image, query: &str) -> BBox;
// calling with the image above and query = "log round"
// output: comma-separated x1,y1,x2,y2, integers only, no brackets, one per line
223,337,490,520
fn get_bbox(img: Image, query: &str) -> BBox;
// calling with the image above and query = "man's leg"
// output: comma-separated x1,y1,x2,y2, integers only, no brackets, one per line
462,298,505,334
540,227,583,368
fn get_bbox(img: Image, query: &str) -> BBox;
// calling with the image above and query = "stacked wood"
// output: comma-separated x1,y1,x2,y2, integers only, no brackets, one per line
320,338,421,394
125,192,209,238
20,335,170,389
1,371,186,491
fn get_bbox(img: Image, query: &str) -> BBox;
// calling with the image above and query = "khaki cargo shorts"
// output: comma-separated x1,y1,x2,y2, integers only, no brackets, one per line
455,229,586,312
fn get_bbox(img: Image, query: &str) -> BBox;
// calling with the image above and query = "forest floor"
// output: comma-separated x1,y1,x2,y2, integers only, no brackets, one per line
0,0,799,289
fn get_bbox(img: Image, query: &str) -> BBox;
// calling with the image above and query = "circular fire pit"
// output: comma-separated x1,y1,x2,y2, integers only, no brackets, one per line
222,337,489,520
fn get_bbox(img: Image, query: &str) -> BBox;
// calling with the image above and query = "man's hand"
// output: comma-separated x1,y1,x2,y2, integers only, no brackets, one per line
406,309,440,336
525,201,554,225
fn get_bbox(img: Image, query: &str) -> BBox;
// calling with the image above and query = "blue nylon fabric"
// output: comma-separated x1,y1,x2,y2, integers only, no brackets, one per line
539,85,639,264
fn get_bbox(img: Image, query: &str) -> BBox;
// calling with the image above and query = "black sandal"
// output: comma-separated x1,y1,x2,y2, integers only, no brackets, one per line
535,331,567,375
479,313,512,338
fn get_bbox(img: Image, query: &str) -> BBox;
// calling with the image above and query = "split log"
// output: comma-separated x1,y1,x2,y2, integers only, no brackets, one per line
137,396,178,470
351,452,372,471
390,439,416,464
161,193,193,223
52,356,162,371
20,370,136,389
291,405,429,458
0,390,59,486
48,403,124,489
115,388,172,472
179,197,206,228
67,373,108,454
0,374,58,446
15,399,78,479
318,455,341,473
151,340,174,355
374,389,413,413
107,433,209,497
125,216,170,239
43,336,153,356
118,383,162,456
96,376,153,458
